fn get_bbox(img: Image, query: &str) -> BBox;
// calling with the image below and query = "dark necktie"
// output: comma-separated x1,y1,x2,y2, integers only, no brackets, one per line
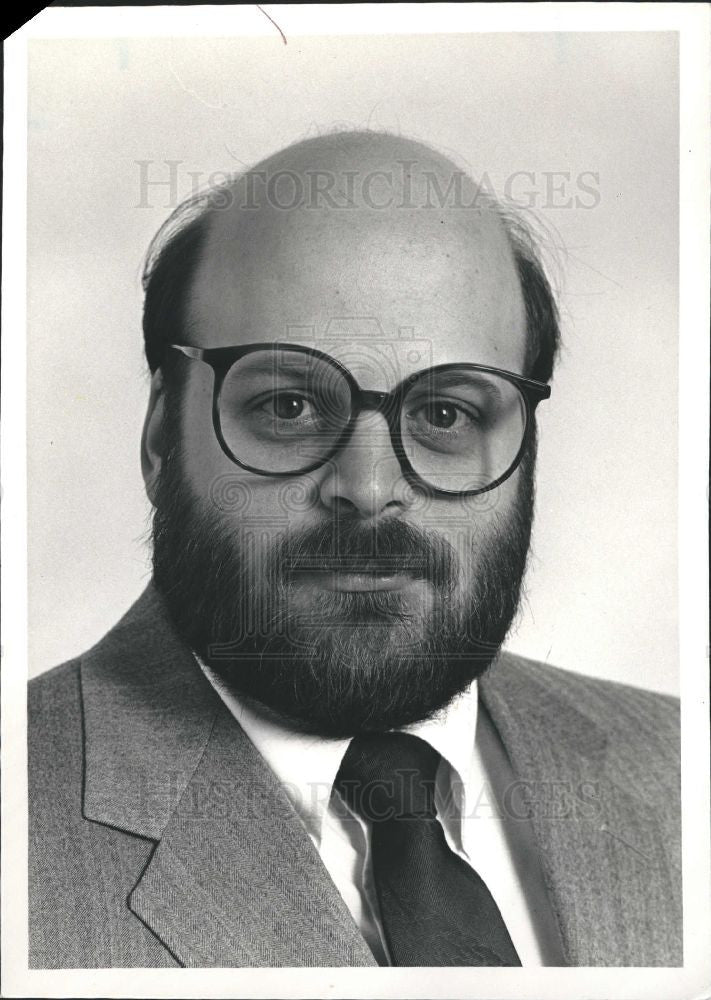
334,731,522,967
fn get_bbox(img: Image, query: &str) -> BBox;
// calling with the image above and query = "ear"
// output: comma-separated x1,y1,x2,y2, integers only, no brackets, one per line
141,369,166,507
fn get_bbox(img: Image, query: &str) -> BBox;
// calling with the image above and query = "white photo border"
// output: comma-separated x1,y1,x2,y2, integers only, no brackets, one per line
2,4,709,998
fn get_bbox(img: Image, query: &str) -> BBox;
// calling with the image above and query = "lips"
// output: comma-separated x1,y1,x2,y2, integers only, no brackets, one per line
283,556,430,575
288,569,425,593
283,555,437,594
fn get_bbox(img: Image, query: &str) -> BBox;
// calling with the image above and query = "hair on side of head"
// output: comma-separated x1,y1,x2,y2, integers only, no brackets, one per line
142,210,207,377
497,206,562,384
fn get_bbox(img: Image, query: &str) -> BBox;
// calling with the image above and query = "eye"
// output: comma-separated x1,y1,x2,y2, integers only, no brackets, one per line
408,400,476,432
265,393,312,420
421,402,459,429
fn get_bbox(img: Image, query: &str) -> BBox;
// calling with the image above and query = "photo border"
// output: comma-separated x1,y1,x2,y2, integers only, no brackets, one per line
2,4,709,998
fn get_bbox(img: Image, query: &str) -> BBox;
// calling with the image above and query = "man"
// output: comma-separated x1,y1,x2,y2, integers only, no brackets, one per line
28,131,681,968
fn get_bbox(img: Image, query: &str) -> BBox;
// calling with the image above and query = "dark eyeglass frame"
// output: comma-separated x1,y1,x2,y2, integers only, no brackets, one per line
167,342,551,498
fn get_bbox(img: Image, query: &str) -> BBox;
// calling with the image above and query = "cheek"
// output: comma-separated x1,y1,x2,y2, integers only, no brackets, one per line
177,373,223,499
177,371,323,527
415,472,521,571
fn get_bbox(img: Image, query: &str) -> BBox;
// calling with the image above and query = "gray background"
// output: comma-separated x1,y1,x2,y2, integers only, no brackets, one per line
27,32,679,692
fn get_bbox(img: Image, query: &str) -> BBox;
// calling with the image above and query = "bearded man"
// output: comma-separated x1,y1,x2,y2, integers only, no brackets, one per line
28,131,681,969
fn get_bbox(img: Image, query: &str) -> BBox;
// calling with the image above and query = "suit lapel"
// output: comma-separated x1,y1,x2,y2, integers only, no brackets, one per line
129,703,376,967
480,655,680,966
81,586,223,839
81,586,376,968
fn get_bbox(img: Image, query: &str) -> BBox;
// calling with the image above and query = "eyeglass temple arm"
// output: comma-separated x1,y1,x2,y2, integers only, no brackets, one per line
169,344,205,361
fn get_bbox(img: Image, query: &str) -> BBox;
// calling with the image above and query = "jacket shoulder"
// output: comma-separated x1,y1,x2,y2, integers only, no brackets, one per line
29,657,82,707
29,658,85,827
29,659,83,757
494,651,680,794
28,654,175,968
498,651,678,733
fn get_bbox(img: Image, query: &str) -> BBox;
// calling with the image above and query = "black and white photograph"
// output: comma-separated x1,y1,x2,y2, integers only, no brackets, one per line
2,4,709,998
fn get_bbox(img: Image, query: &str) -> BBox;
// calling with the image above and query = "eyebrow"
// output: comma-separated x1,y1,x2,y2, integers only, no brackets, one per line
411,371,504,400
240,356,320,379
236,352,508,403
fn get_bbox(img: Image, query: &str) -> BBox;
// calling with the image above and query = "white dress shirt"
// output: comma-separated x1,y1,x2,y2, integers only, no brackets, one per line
199,660,565,966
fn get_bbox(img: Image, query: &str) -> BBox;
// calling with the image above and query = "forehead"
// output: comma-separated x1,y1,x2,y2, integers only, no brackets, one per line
188,180,527,384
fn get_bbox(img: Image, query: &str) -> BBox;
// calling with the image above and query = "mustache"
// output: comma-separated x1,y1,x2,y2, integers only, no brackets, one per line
266,517,458,590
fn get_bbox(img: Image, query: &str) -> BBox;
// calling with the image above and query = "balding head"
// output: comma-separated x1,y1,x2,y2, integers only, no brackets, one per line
205,129,490,216
142,130,559,384
188,132,524,380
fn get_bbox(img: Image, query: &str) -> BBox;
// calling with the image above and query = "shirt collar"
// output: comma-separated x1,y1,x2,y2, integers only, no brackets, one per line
198,657,477,846
404,683,478,796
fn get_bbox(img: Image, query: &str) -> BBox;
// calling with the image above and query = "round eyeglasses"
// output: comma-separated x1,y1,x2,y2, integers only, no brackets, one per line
167,342,551,497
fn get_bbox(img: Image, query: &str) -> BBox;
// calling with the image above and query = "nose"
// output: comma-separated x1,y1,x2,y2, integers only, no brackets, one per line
318,412,410,520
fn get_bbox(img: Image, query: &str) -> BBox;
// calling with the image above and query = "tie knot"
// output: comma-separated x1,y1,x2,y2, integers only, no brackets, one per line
334,732,441,822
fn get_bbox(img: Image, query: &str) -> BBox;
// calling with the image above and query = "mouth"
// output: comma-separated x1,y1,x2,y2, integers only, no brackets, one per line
289,569,422,593
283,555,431,594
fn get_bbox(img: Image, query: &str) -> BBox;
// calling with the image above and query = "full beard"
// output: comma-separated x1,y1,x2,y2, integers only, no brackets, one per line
152,434,536,738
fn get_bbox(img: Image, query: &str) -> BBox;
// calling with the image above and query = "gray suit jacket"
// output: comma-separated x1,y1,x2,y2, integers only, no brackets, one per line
28,585,682,968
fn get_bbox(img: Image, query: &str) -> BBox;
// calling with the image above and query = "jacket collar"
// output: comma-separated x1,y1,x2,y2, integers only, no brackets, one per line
479,656,680,966
80,585,376,967
80,584,223,839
